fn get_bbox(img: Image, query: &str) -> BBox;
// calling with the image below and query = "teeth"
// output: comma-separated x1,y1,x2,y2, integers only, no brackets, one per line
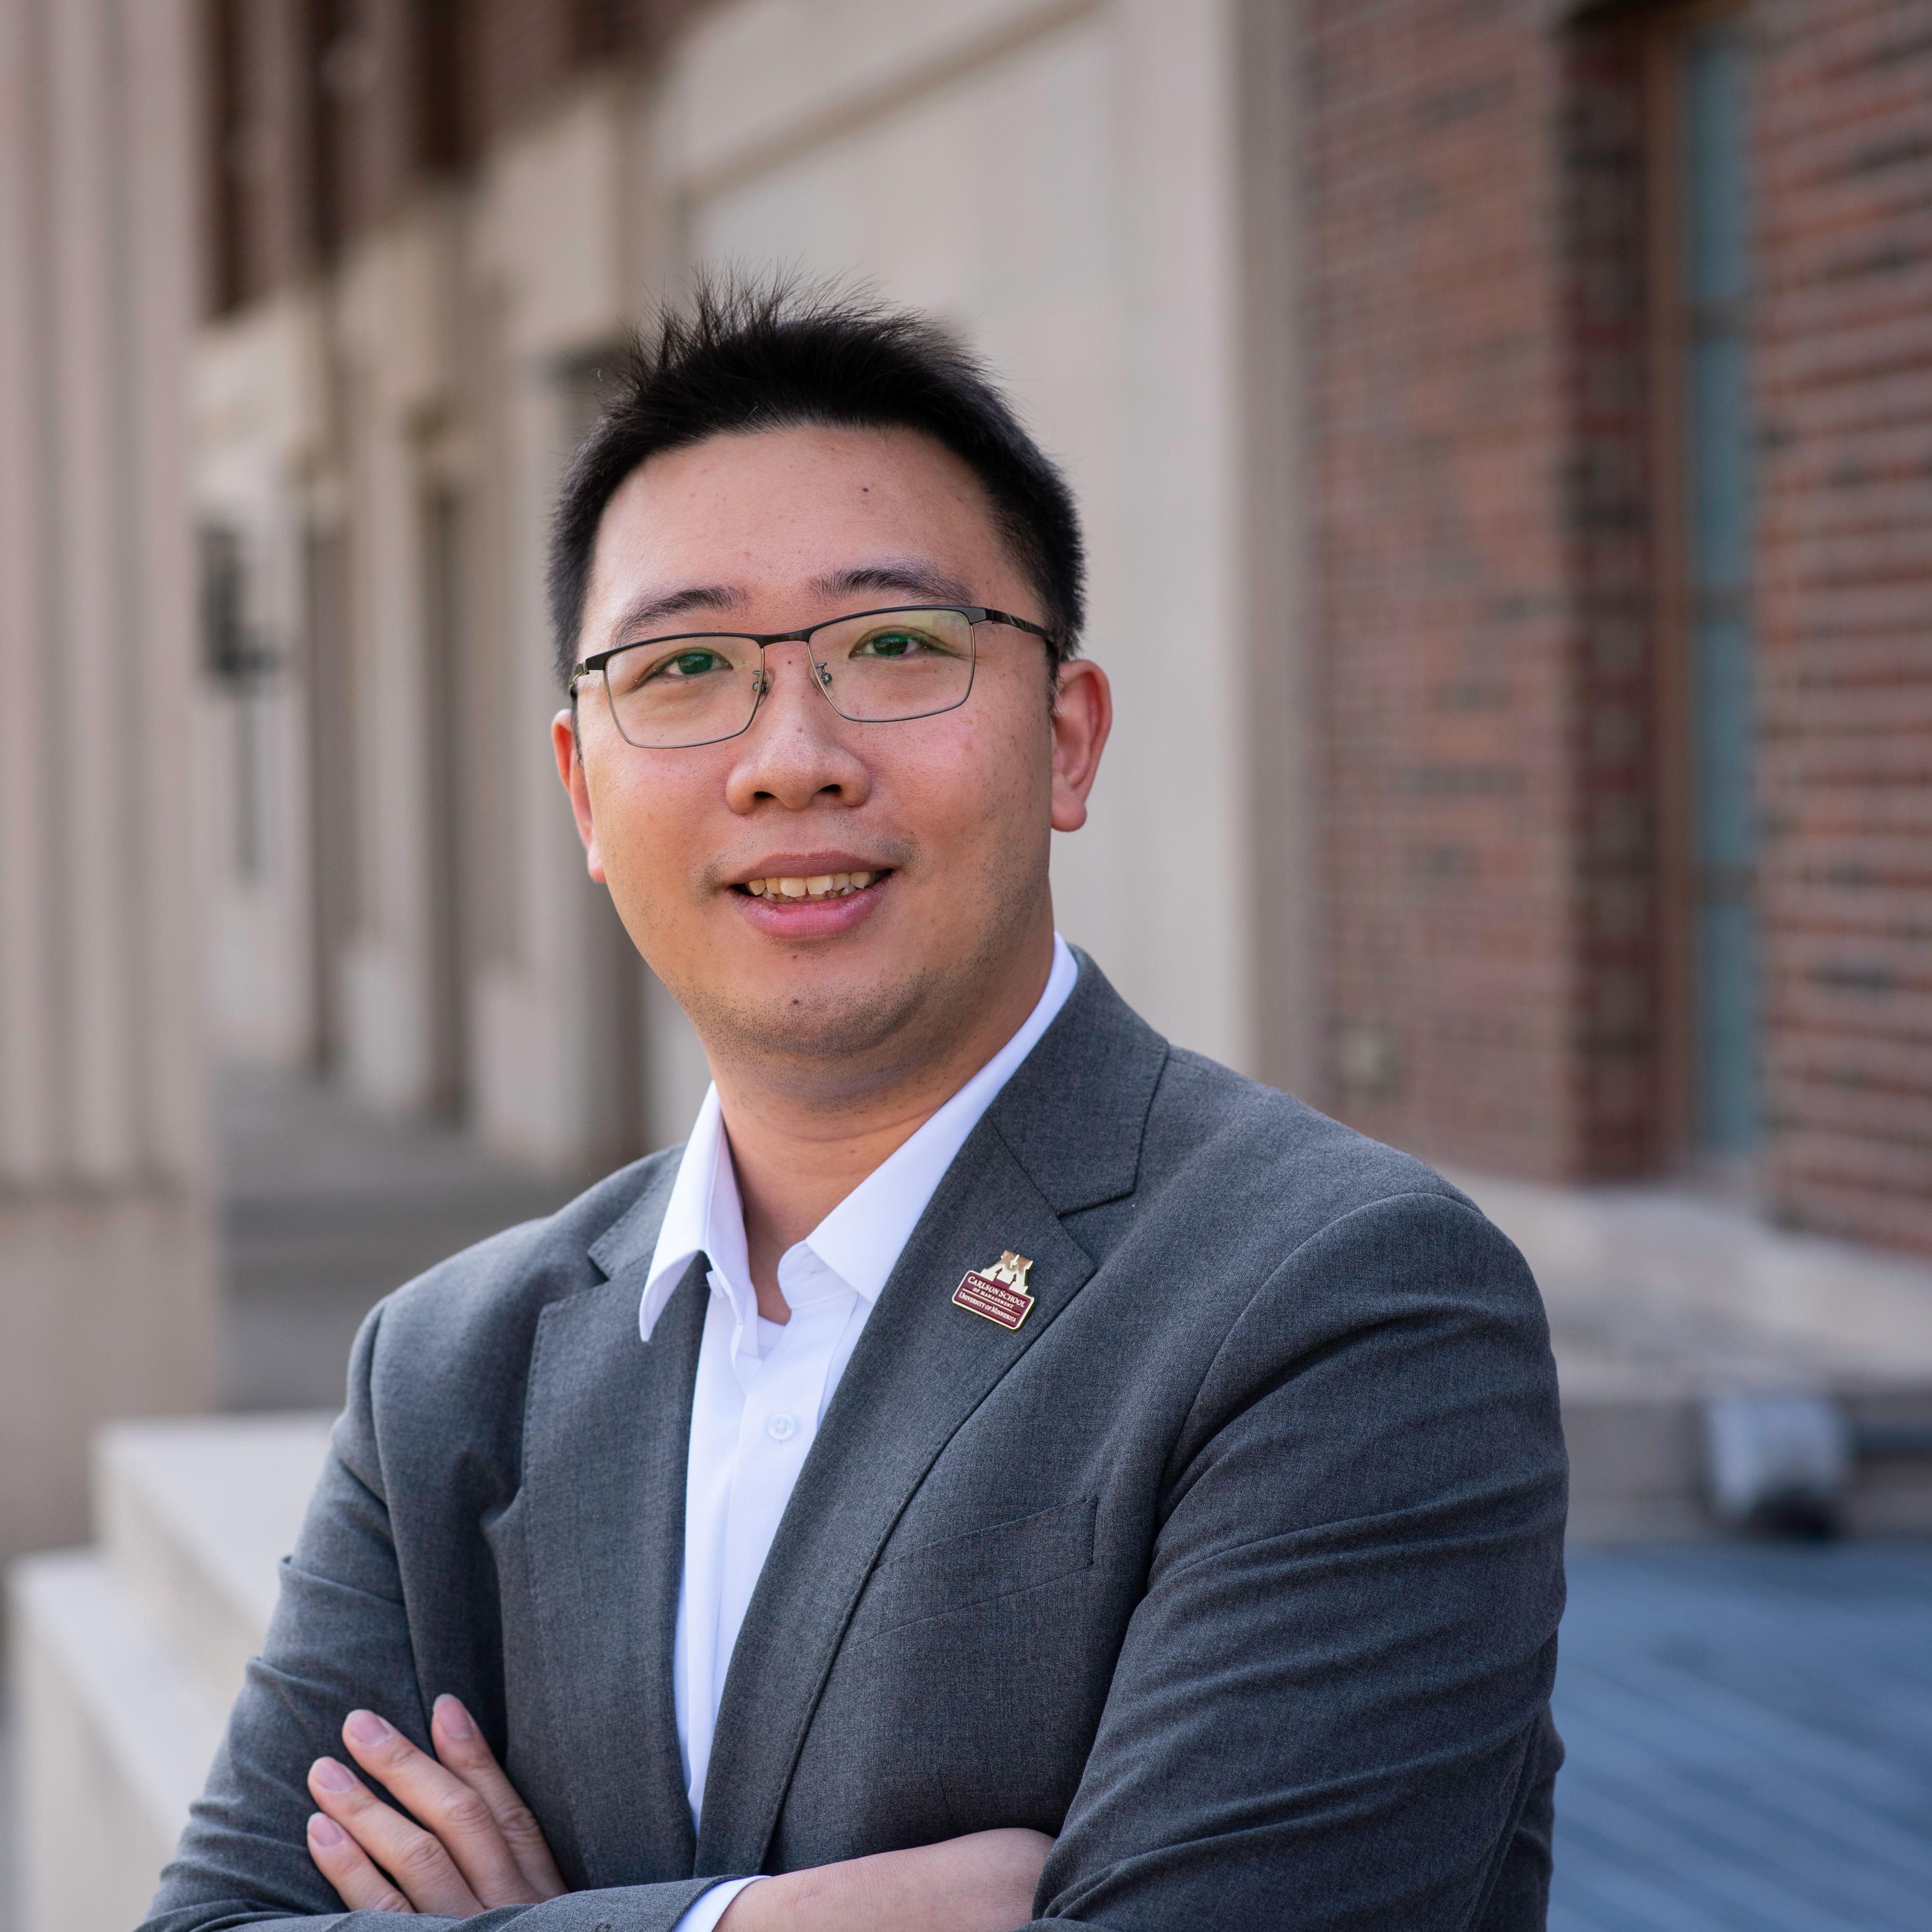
744,870,879,900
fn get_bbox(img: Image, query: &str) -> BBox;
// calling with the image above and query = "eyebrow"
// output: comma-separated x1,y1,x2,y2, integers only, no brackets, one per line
609,560,979,647
810,561,976,607
607,584,744,643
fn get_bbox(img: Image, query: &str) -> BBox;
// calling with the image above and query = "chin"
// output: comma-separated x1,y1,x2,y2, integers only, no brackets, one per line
683,964,943,1074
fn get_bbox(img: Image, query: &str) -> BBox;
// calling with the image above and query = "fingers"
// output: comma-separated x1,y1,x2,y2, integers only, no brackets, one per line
309,1738,485,1919
335,1709,547,1910
431,1696,567,1900
306,1811,415,1914
309,1769,479,1916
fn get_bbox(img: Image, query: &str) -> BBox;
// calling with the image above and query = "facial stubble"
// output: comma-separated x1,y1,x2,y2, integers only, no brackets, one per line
662,839,1054,1118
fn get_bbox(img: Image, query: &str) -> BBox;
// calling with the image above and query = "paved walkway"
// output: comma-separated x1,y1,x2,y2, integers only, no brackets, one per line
1553,1541,1932,1931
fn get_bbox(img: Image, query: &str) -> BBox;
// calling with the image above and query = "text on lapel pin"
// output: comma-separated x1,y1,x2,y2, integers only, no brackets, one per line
952,1251,1036,1331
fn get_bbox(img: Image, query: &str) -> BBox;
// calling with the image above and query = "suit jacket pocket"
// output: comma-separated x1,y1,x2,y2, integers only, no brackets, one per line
855,1495,1097,1642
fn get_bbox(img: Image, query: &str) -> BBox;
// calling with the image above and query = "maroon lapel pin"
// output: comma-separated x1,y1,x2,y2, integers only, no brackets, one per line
953,1251,1036,1332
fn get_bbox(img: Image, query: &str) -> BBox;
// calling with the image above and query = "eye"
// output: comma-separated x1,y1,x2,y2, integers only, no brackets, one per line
607,643,735,696
850,623,951,661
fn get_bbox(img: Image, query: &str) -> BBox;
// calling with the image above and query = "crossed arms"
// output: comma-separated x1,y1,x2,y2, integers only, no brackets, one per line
300,1697,1045,1930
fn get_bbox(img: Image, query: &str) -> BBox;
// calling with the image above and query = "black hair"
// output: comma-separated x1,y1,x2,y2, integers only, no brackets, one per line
546,274,1086,687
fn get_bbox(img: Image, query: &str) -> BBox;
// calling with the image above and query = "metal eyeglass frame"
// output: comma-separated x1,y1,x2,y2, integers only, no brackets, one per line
569,603,1061,750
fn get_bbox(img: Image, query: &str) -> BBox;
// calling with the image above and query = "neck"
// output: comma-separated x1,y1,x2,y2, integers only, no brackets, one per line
712,930,1056,1321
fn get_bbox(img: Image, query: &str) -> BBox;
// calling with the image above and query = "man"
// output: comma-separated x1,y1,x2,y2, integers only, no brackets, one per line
145,284,1565,1932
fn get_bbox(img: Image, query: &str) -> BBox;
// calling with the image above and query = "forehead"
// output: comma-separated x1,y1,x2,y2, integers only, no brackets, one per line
584,423,1015,616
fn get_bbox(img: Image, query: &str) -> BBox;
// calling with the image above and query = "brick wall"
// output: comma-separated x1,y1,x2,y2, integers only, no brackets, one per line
1754,0,1932,1254
1305,0,1932,1250
1304,0,1658,1181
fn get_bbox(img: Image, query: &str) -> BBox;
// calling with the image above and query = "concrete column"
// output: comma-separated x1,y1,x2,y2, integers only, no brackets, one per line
46,0,142,1176
1103,0,1255,1072
0,0,56,1180
0,0,216,1573
336,330,440,1111
466,94,651,1174
469,357,646,1173
125,0,222,1164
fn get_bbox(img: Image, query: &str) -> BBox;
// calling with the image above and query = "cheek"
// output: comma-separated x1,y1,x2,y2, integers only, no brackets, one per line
584,757,703,906
887,685,1052,853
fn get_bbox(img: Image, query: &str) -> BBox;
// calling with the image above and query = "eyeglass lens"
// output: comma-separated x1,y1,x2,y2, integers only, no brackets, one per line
597,607,978,749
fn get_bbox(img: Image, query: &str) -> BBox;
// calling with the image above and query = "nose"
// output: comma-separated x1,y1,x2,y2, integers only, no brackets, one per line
723,641,872,814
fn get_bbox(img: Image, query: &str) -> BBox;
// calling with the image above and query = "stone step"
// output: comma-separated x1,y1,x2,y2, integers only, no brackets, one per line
95,1413,333,1705
9,1551,226,1932
7,1416,332,1932
1453,1169,1932,1542
1557,1365,1932,1541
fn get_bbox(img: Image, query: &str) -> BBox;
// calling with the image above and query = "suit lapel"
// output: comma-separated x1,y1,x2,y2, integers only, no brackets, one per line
694,958,1169,1874
521,1249,705,1885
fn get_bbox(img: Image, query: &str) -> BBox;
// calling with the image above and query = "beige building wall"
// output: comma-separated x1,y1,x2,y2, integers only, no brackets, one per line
0,0,216,1570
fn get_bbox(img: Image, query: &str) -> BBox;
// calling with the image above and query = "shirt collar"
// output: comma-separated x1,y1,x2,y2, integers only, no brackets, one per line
640,935,1078,1339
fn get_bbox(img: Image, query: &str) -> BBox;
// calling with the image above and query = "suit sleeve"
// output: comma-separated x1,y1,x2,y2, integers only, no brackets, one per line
1029,1190,1568,1932
138,1304,723,1932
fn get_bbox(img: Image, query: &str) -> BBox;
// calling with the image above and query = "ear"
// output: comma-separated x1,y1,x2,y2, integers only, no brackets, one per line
552,708,608,883
1048,659,1112,833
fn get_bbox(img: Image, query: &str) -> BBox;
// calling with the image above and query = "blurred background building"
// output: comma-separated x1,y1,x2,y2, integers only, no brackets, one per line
6,2,1932,1930
0,0,215,1585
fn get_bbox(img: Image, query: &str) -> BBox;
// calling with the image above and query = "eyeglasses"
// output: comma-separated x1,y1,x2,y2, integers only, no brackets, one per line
570,604,1058,750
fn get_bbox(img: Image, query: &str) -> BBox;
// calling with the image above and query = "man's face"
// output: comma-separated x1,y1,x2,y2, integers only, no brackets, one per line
554,423,1109,1096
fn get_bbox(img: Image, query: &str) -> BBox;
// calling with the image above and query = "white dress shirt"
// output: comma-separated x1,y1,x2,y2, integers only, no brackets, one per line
641,936,1078,1932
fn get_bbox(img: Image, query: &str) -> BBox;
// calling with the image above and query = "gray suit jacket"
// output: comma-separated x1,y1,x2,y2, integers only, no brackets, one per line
146,956,1566,1932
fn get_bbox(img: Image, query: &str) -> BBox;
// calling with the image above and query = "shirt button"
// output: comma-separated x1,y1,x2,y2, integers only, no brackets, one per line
765,1411,798,1443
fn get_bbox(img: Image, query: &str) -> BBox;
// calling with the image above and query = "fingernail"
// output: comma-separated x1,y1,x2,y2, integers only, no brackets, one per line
312,1757,356,1792
434,1695,475,1740
344,1710,393,1750
308,1812,347,1847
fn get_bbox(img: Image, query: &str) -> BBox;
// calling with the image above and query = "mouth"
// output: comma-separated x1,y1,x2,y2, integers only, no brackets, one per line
726,861,896,937
736,869,886,902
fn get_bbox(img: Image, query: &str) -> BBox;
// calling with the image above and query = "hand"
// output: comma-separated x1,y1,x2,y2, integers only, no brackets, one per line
718,1828,1053,1932
306,1695,568,1915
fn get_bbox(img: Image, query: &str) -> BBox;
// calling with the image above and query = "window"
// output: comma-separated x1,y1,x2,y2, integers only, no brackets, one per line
1666,13,1761,1164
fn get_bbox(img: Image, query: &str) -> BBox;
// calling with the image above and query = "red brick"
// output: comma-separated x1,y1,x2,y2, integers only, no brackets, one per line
1307,1,1660,1179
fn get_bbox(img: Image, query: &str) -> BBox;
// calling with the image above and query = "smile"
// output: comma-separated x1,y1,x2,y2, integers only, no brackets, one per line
739,871,883,900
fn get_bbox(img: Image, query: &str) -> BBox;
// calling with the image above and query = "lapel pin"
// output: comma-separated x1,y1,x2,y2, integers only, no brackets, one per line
953,1251,1035,1332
